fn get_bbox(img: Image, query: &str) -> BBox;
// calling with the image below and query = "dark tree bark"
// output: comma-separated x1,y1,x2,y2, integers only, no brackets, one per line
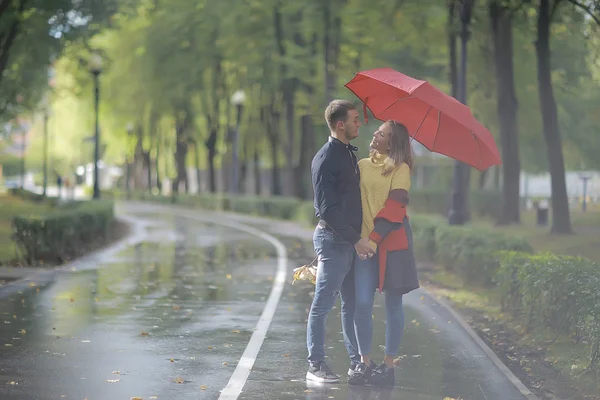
535,0,572,234
490,0,521,225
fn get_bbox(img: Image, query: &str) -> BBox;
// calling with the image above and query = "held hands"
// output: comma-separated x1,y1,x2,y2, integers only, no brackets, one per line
354,237,375,260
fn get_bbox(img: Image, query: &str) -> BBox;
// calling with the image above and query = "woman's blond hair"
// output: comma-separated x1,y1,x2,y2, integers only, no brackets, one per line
369,120,413,176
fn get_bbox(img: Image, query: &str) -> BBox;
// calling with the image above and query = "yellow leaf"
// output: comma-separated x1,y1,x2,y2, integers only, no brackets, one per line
207,346,213,350
131,398,143,400
172,305,180,310
222,362,228,366
200,385,207,390
231,330,240,334
140,332,150,336
170,358,174,363
174,377,184,384
226,274,232,280
283,354,290,358
19,329,26,335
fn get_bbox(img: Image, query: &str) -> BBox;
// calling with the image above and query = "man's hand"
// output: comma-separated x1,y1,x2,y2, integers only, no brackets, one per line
354,237,375,259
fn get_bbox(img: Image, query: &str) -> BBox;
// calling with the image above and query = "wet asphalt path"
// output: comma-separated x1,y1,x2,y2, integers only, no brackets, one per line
0,202,531,400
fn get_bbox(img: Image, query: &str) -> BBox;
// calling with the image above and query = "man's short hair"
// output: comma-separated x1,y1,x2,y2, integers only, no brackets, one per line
324,100,356,131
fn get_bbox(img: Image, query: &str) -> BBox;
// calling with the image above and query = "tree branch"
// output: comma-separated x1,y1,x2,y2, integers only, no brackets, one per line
0,0,11,18
564,0,600,25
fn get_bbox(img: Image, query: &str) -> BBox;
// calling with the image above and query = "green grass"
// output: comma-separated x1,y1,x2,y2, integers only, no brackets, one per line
469,208,600,263
0,194,53,264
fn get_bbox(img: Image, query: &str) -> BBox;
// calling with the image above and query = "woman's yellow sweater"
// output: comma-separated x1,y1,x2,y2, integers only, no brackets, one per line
358,153,411,249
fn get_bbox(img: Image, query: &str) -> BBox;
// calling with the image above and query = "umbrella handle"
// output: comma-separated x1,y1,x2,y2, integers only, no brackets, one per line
363,102,368,124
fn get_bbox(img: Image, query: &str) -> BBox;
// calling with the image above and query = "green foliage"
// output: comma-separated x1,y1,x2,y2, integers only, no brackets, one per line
496,251,600,368
407,213,533,285
11,200,114,264
0,0,119,123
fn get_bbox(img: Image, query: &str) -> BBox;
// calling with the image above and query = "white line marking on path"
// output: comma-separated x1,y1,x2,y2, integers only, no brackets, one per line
171,208,288,400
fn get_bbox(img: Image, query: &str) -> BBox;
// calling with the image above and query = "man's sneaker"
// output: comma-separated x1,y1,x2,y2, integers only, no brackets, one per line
348,362,375,386
371,363,395,387
306,361,340,383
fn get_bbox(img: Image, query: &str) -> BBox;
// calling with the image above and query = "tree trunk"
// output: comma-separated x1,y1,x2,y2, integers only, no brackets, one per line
143,150,152,193
174,112,190,195
322,0,341,103
268,110,282,196
205,127,217,193
254,147,261,195
0,0,26,87
535,0,572,234
155,145,162,191
448,0,458,98
490,0,521,225
295,115,315,200
192,140,201,194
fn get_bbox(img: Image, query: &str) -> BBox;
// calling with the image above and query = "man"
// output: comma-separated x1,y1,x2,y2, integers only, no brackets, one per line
306,100,375,383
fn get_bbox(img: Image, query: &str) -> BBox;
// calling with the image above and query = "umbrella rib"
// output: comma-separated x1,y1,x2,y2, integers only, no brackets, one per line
430,110,441,150
411,105,432,145
472,130,483,171
379,95,414,115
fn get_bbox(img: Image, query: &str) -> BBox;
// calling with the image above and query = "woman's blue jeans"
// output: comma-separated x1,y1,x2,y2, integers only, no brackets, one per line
354,256,405,357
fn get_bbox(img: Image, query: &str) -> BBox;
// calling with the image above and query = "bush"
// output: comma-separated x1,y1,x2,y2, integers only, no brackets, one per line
407,214,533,285
11,200,114,265
496,251,600,368
9,188,46,203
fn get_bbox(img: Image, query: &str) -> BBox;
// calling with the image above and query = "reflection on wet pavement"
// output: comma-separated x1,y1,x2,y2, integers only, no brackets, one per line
0,212,280,400
0,205,529,400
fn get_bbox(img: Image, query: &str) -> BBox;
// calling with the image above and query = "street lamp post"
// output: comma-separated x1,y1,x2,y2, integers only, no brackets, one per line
125,122,134,196
230,90,246,195
448,0,474,225
89,53,103,200
42,108,49,197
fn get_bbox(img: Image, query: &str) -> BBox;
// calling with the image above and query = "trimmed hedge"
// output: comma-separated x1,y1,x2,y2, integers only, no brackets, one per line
11,200,114,264
409,214,533,285
496,251,600,368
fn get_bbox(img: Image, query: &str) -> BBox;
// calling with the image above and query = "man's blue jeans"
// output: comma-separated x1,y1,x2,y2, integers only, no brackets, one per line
306,225,360,365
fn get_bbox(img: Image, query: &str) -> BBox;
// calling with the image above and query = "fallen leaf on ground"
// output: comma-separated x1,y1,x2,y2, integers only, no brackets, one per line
200,385,207,390
283,353,290,358
207,346,213,350
140,332,150,336
231,330,240,334
174,377,184,384
226,274,232,280
169,358,174,363
106,379,120,383
112,371,120,375
131,397,143,400
19,329,26,335
222,362,228,366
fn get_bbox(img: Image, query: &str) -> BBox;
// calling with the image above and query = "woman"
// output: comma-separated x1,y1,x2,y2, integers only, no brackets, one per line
348,120,420,387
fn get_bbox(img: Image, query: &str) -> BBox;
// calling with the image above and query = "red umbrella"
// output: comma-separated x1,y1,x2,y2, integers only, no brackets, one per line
344,67,501,171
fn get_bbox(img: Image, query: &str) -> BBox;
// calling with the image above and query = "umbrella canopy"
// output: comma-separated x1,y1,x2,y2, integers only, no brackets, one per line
345,67,501,171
